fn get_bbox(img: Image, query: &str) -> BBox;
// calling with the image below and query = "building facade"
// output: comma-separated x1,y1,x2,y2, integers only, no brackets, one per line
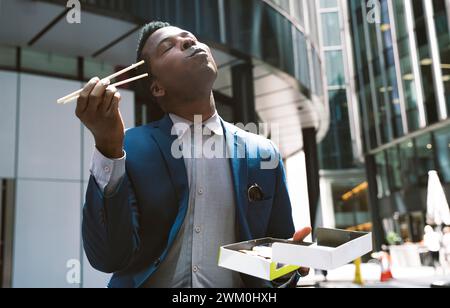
347,0,450,249
316,0,370,232
0,0,328,287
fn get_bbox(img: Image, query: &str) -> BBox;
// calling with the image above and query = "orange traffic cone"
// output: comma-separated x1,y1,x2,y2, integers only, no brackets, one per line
380,252,393,282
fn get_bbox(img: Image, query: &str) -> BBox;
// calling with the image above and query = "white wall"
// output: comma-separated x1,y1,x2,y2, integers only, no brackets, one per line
319,176,336,228
17,74,81,180
5,72,135,288
13,180,81,288
285,151,312,240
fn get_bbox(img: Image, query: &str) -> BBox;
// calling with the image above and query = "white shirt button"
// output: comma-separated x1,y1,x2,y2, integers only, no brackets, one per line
193,265,199,273
195,226,201,233
103,166,111,173
198,188,204,195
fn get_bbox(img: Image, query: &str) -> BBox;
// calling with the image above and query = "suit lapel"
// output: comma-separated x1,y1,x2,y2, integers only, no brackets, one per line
136,115,192,288
221,119,252,241
149,114,189,212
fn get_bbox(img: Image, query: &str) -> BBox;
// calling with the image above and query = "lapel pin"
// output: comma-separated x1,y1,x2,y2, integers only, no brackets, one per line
248,184,264,202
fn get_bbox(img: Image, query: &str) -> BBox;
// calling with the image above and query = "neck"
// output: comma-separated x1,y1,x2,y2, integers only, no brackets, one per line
167,92,216,122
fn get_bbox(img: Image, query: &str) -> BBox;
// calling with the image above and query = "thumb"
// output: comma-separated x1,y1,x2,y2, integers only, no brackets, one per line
293,227,312,242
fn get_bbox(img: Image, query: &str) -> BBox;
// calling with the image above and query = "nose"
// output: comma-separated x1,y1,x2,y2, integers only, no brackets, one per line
181,37,196,51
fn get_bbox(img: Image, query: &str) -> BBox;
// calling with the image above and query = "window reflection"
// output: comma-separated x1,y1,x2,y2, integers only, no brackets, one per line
399,140,418,186
225,0,295,78
386,146,402,191
432,0,450,113
321,12,341,46
375,152,390,198
415,133,435,185
412,0,439,124
319,90,354,169
435,126,450,183
333,183,370,230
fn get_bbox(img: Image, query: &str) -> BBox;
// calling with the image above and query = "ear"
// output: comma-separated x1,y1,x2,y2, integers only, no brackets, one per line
151,80,165,98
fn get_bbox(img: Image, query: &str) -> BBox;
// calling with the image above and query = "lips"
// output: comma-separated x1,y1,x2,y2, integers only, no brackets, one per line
189,48,207,57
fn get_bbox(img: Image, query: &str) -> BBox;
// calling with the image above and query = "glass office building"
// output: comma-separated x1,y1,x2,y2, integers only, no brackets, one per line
0,0,328,287
347,0,450,248
315,0,369,232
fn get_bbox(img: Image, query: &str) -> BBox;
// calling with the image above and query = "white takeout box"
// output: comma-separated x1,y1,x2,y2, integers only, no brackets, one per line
218,238,301,281
218,228,373,281
272,228,373,271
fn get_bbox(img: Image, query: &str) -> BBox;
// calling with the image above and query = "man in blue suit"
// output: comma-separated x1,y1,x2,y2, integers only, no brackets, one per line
77,21,311,288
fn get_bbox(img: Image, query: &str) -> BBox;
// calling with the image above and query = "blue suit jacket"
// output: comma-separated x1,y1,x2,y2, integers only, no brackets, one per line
82,114,298,288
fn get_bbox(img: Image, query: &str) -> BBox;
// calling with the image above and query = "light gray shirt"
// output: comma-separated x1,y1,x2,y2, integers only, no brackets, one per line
90,112,243,288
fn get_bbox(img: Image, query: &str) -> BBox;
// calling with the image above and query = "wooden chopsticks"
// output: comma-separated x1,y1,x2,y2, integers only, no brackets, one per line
57,60,148,104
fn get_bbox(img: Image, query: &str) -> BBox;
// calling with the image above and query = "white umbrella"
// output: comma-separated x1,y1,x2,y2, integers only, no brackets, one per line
427,171,450,225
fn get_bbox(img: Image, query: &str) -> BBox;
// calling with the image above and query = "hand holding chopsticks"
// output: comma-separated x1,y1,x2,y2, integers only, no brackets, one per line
75,78,127,159
57,60,148,104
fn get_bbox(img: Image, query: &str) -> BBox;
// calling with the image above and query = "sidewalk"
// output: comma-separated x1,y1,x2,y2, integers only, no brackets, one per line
299,264,450,288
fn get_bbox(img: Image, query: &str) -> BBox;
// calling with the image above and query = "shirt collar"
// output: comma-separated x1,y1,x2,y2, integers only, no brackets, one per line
169,112,224,139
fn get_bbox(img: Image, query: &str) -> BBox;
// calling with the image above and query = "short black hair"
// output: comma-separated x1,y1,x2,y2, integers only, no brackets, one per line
136,21,170,120
136,21,171,64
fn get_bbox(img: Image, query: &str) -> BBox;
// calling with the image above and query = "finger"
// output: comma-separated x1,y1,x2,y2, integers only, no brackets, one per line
76,77,99,116
87,78,110,113
108,92,121,114
293,227,312,242
100,86,117,113
298,267,310,277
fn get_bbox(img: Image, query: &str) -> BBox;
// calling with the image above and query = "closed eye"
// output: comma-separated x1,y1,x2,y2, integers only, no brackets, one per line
163,45,173,53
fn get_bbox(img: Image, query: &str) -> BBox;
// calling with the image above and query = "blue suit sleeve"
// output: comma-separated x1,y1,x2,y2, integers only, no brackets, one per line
82,174,140,273
266,147,295,239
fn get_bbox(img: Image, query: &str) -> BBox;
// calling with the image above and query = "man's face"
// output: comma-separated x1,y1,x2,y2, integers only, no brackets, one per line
142,26,218,102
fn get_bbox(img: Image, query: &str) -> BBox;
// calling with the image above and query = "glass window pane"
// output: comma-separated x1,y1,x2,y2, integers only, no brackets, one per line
312,48,324,95
225,0,295,76
435,127,450,183
321,12,341,46
84,59,114,81
399,140,418,186
415,133,435,185
432,0,450,113
319,90,354,170
270,0,290,13
325,50,345,86
412,0,439,124
196,0,221,42
21,48,77,78
292,0,305,28
294,30,310,88
386,146,403,190
320,0,337,9
375,152,390,198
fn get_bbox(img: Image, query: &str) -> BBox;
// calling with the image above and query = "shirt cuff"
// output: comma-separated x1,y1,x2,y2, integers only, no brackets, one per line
90,147,126,195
